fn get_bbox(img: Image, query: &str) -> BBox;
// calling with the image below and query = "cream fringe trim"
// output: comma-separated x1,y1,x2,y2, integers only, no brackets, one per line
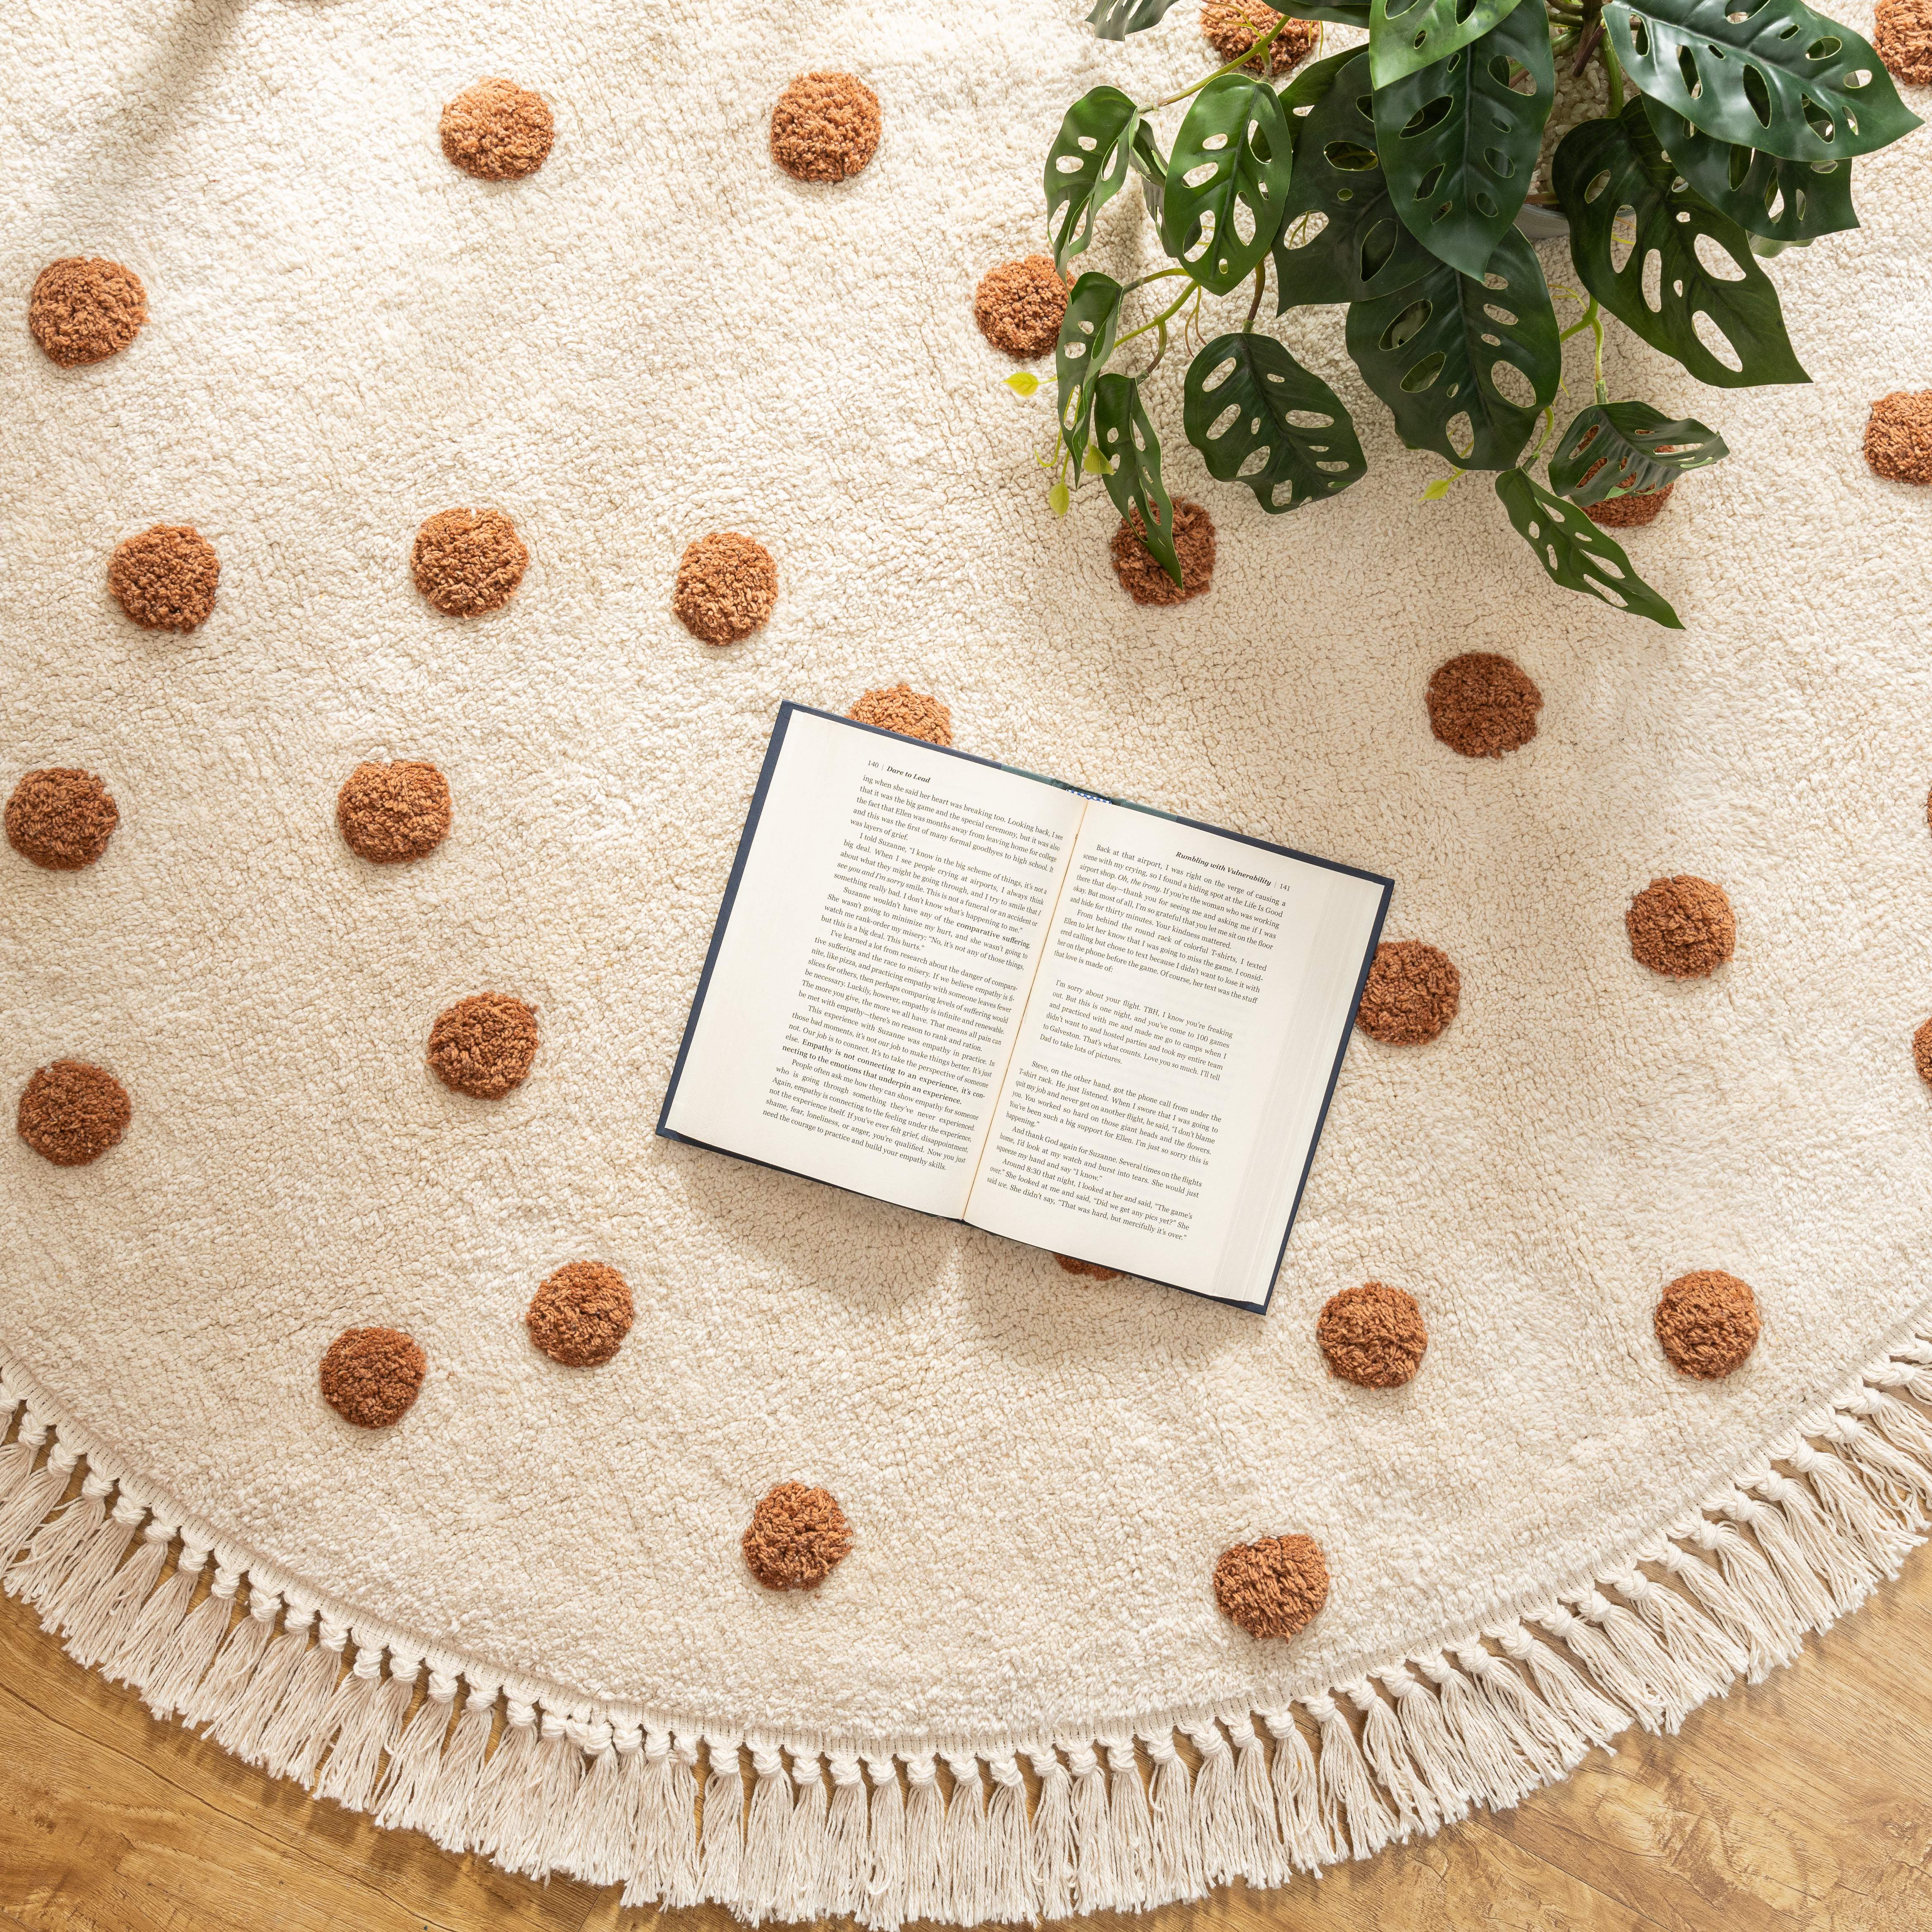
6,1324,1932,1925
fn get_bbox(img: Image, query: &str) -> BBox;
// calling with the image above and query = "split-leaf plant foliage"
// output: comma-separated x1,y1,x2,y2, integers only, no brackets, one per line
1044,0,1918,624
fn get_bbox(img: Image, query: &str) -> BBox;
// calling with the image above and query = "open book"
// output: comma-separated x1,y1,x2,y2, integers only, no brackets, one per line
658,705,1392,1312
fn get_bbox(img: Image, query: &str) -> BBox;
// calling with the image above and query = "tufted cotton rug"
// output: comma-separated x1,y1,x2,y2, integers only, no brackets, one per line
5,0,1932,1920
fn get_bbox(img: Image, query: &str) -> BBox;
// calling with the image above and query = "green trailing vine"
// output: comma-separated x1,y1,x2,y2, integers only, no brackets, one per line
1028,0,1920,624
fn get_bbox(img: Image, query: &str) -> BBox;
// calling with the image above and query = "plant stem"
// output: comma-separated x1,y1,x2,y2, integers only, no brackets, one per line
1557,293,1607,400
1150,16,1284,108
1122,267,1191,296
1601,28,1625,110
1114,282,1196,351
1244,262,1266,332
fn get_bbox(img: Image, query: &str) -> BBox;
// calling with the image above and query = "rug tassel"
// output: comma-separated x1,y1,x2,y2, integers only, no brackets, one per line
737,1743,792,1920
373,1663,459,1835
211,1601,314,1762
821,1752,871,1920
1378,1668,1476,1824
984,1754,1031,1923
180,1583,277,1732
1304,1692,1396,1858
1259,1709,1336,1870
1143,1729,1204,1898
903,1753,947,1924
570,1721,632,1889
418,1676,500,1852
35,1487,141,1639
1722,1490,1836,1629
69,1511,171,1670
1757,1470,1881,1615
1852,1384,1932,1474
1651,1533,1781,1682
1609,1563,1747,1695
862,1752,908,1931
145,1555,240,1719
1572,1590,1702,1731
1176,1723,1237,1889
1828,1409,1932,1518
1683,1515,1807,1671
515,1709,586,1879
0,1439,79,1590
1452,1643,1573,1779
654,1731,705,1909
941,1754,986,1927
1533,1604,1662,1731
258,1614,349,1785
0,1414,59,1560
1416,1654,1534,1812
699,1736,746,1906
469,1695,541,1865
783,1751,830,1921
1492,1622,1626,1749
1227,1717,1285,1885
1065,1740,1116,1915
1101,1739,1151,1904
1349,1682,1438,1839
1791,1441,1918,1571
5,1466,112,1609
100,1533,205,1691
316,1647,414,1812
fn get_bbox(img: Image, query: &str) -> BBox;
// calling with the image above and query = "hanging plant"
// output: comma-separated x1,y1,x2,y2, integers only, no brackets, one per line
1028,0,1920,624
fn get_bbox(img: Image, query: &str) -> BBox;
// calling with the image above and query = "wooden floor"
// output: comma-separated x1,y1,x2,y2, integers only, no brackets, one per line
5,1553,1932,1932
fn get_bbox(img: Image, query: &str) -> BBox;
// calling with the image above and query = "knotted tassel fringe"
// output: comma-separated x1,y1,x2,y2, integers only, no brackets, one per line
258,1614,350,1785
1303,1692,1396,1859
1100,1739,1150,1906
739,1743,792,1920
145,1555,241,1719
179,1583,278,1733
1144,1729,1204,1897
373,1662,460,1835
0,1415,62,1562
699,1736,746,1907
5,1466,113,1610
782,1751,830,1921
416,1675,500,1852
1063,1741,1114,1916
902,1753,947,1923
984,1754,1031,1923
316,1647,415,1812
210,1601,315,1762
862,1751,909,1931
1260,1709,1338,1870
821,1753,872,1920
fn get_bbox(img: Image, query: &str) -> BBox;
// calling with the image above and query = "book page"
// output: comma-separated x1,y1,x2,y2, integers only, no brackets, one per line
661,709,1086,1218
964,801,1387,1306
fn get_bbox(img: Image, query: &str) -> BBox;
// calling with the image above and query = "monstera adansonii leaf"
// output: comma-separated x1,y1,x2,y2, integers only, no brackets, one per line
1273,52,1437,306
1371,0,1554,278
1553,101,1809,388
1548,401,1730,505
1604,0,1919,162
1263,0,1372,21
1046,88,1164,273
1344,226,1559,469
1093,373,1183,584
1643,100,1857,241
1369,0,1528,86
1054,273,1124,457
1086,0,1183,39
1161,74,1296,294
1496,469,1683,626
1183,332,1369,511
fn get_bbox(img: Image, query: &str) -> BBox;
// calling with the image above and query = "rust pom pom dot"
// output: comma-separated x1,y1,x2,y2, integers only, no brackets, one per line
426,993,539,1099
6,768,119,871
848,684,952,746
29,256,147,366
17,1060,130,1168
1426,652,1542,759
1875,0,1932,86
411,508,527,617
320,1327,427,1428
1111,500,1216,606
439,78,555,181
1655,1271,1761,1380
1356,940,1460,1045
1864,391,1932,485
972,256,1068,359
1200,0,1319,74
770,72,881,182
526,1262,634,1368
1913,1016,1932,1086
1212,1534,1329,1640
1626,875,1735,979
1317,1282,1428,1389
1583,484,1674,528
743,1482,853,1591
1054,1253,1122,1282
336,760,452,865
673,531,777,645
108,524,220,632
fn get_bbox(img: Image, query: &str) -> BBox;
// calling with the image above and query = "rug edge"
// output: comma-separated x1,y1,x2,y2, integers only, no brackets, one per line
4,1322,1931,1923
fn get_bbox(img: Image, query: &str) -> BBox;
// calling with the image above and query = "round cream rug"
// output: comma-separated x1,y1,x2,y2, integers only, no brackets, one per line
5,0,1932,1921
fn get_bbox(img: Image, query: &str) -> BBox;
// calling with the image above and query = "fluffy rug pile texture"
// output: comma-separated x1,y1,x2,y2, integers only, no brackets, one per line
4,0,1932,1920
